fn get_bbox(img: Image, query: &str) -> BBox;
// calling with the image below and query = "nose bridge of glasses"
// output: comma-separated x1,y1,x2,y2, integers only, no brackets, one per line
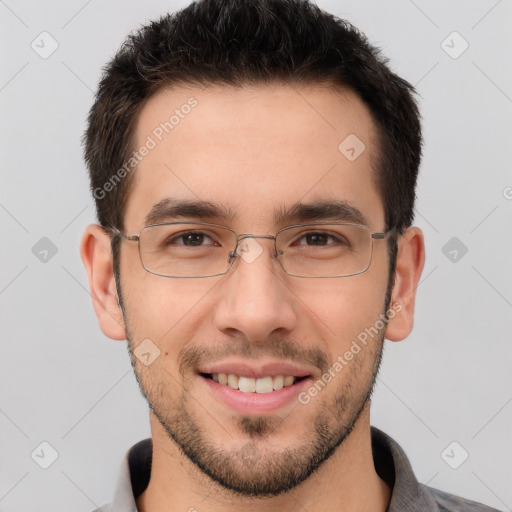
228,233,279,262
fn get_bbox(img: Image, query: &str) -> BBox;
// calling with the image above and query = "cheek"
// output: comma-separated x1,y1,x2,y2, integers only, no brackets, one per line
121,266,219,343
290,271,388,352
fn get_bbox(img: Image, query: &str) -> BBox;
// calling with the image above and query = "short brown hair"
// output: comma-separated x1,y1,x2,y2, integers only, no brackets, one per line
83,0,422,305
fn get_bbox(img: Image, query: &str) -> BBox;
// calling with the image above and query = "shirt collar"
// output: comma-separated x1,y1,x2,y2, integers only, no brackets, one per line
108,426,438,512
371,427,438,510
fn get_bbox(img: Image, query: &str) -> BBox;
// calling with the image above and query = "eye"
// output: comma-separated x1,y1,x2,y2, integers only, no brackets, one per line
295,231,347,247
167,231,217,247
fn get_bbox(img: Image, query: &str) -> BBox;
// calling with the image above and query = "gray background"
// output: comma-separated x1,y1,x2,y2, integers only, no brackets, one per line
1,0,511,510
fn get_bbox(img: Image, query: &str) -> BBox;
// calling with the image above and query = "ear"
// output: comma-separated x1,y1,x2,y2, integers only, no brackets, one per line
385,227,425,342
80,224,127,340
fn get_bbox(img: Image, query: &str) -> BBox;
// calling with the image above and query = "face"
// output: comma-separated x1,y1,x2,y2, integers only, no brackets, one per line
118,83,393,496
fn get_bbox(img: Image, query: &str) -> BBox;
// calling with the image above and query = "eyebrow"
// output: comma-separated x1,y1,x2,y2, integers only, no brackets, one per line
144,198,369,228
145,198,236,225
273,200,368,227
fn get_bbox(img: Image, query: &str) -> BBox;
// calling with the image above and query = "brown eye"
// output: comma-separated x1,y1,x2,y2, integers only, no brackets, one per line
167,232,214,246
304,233,329,245
181,233,206,246
295,231,347,247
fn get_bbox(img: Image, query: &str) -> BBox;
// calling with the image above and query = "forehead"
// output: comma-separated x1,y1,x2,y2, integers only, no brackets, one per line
124,83,384,231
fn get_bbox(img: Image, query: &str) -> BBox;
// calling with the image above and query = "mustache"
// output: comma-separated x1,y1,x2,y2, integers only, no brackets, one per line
178,337,330,377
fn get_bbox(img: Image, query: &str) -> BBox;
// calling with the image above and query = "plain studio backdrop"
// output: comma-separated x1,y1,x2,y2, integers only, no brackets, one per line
0,1,511,511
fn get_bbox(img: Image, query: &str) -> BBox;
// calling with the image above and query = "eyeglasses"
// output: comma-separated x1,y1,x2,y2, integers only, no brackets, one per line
110,222,396,278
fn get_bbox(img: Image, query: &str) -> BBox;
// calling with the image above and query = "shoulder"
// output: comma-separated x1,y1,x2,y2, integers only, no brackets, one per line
423,484,503,512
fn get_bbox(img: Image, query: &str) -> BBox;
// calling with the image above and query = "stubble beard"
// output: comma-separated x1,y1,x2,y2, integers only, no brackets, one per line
125,328,385,498
116,259,393,498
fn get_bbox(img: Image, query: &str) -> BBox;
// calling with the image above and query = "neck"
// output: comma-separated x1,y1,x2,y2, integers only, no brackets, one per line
137,405,390,512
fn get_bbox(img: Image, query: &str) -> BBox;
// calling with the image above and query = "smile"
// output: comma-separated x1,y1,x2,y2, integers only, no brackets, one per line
202,373,307,393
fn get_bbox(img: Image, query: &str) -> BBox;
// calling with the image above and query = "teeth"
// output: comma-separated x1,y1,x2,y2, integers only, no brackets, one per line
283,375,294,386
210,373,300,393
227,374,239,389
255,376,273,394
272,375,284,390
238,376,256,392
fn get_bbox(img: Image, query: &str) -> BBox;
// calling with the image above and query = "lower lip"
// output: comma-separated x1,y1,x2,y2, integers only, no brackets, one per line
201,375,311,415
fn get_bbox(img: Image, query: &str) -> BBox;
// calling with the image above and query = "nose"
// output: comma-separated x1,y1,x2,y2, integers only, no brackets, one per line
214,237,298,342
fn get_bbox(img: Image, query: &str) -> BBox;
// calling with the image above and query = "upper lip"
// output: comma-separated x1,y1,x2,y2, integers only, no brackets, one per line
198,360,314,379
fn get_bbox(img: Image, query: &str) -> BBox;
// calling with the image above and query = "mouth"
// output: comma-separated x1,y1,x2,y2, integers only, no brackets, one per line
199,369,313,415
200,372,309,393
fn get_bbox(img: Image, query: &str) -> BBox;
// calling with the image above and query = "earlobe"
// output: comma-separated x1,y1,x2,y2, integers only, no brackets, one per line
385,227,425,342
80,224,127,341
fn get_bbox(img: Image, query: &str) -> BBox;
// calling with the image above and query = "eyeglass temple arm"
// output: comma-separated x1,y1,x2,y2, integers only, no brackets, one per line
372,227,397,240
109,227,139,242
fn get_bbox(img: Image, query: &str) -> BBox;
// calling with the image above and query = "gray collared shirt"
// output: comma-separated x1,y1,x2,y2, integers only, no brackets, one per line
93,426,501,511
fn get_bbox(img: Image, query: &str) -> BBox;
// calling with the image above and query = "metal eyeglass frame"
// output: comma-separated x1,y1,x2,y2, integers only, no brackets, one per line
109,222,397,278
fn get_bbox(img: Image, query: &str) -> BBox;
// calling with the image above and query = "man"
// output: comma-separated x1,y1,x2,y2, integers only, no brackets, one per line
80,0,500,510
